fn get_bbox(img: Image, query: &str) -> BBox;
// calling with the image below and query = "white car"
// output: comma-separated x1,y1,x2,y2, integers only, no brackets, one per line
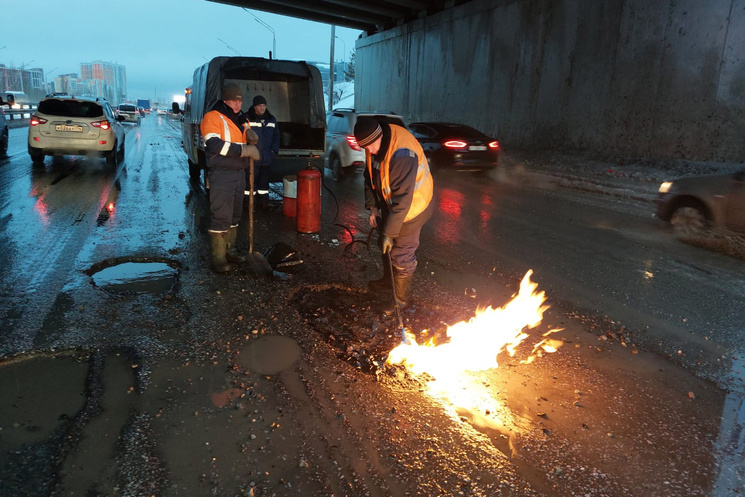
28,95,126,166
116,103,141,125
325,108,407,179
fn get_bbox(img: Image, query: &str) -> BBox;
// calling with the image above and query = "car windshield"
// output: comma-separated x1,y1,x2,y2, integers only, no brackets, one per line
38,100,103,118
119,105,137,112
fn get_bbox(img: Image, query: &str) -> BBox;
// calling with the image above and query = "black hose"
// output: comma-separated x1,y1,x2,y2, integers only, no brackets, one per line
308,158,375,255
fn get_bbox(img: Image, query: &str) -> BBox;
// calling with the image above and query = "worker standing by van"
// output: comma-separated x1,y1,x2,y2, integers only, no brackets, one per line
245,95,279,209
201,83,259,273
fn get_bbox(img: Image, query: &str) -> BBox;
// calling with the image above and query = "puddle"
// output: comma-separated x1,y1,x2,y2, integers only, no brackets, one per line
91,262,178,295
237,336,302,375
0,355,88,451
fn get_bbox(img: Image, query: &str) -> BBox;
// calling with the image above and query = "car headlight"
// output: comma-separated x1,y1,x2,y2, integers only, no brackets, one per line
658,181,673,193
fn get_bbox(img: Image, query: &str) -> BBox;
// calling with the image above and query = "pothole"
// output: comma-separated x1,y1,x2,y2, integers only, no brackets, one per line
90,262,178,295
237,336,302,375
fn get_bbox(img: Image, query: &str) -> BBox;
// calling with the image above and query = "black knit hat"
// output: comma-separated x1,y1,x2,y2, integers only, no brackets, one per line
354,117,383,148
252,95,267,106
221,83,242,101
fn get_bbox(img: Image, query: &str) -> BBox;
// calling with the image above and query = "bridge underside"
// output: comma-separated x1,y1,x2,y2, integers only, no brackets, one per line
208,0,468,33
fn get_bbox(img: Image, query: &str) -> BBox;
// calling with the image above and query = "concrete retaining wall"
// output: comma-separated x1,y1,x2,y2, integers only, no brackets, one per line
354,0,745,162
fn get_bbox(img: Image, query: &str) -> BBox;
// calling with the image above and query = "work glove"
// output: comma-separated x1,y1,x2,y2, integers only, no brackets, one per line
240,144,260,160
381,235,394,254
245,129,259,145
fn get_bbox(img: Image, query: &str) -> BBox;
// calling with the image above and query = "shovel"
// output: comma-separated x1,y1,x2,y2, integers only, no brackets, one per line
387,252,413,345
247,158,273,277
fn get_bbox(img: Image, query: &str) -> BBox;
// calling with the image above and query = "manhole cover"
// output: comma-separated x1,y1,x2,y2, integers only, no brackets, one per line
91,262,178,295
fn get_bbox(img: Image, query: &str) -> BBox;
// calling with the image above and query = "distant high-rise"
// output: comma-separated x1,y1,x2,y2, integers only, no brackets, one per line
80,60,126,103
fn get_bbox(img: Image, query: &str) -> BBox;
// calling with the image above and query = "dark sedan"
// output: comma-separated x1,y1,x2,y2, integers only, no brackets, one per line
409,122,499,172
655,169,745,234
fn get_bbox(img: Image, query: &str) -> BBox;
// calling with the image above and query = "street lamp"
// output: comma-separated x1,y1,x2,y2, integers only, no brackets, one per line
243,9,276,59
18,59,35,93
335,36,346,65
334,36,347,82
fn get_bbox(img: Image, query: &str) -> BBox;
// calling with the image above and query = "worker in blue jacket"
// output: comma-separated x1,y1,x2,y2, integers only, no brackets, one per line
245,95,280,208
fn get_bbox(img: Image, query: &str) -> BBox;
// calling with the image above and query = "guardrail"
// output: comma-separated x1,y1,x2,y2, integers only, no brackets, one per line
1,105,36,120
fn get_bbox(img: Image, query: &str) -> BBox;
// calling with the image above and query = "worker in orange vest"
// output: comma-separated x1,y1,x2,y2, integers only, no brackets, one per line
354,117,434,314
201,83,259,273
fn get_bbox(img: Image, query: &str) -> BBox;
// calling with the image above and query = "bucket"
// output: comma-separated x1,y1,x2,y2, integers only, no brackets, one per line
282,175,297,217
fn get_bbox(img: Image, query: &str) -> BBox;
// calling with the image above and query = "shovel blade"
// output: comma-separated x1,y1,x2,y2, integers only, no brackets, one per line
248,252,273,277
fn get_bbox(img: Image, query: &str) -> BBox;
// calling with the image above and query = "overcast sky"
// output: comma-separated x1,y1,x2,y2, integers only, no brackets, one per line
1,0,362,103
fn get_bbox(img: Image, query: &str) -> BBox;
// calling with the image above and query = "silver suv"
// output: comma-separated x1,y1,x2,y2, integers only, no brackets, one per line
325,108,407,179
28,95,126,166
116,103,141,125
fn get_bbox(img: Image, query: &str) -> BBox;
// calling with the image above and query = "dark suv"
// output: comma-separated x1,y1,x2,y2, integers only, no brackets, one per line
28,95,126,165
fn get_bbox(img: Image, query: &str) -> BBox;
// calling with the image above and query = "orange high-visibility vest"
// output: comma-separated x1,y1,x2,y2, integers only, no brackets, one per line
367,124,433,223
201,110,250,156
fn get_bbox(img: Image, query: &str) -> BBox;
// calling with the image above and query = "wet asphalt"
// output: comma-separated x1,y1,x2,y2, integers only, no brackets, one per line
0,116,743,496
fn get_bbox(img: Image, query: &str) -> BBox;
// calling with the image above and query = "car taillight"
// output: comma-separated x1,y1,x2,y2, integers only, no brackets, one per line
346,135,361,151
443,140,467,149
30,115,48,126
489,140,499,150
92,120,111,130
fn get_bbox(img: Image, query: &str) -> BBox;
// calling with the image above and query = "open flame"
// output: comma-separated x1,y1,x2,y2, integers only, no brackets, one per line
387,270,563,425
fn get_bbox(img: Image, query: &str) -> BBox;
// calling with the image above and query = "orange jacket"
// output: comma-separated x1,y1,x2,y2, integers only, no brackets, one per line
201,103,251,171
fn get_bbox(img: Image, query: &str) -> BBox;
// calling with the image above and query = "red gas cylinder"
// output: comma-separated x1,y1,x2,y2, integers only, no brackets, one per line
296,166,321,233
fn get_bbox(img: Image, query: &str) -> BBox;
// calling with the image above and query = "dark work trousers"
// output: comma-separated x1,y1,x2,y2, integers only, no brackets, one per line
379,225,422,276
208,168,246,232
245,164,271,195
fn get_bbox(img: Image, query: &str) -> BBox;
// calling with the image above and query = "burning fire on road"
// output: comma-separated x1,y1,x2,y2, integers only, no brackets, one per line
387,270,563,427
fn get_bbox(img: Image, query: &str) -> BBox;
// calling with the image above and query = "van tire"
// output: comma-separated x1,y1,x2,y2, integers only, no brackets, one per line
188,159,200,180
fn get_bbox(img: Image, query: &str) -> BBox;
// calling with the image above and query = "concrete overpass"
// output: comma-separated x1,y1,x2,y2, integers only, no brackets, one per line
212,0,745,163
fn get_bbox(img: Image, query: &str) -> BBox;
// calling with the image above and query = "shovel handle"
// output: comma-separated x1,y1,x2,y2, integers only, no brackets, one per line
387,252,406,336
248,158,254,253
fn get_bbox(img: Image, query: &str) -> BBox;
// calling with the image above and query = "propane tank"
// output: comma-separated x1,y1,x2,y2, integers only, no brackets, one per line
296,165,321,233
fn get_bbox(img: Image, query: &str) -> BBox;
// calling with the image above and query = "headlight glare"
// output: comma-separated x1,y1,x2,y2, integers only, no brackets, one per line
658,181,673,193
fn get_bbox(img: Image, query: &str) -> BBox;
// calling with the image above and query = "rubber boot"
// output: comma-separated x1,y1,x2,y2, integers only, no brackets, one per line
225,227,246,264
383,273,413,316
368,254,392,293
209,232,232,273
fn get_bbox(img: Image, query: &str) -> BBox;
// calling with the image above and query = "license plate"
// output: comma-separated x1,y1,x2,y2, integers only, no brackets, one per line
469,145,487,151
55,124,83,132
